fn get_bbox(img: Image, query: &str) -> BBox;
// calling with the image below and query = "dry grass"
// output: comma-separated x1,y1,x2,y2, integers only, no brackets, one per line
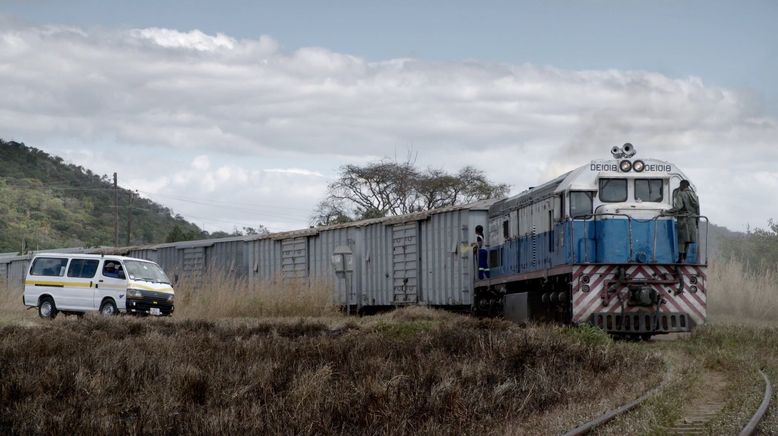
0,314,661,435
707,258,778,324
172,270,339,319
0,270,340,321
0,285,34,326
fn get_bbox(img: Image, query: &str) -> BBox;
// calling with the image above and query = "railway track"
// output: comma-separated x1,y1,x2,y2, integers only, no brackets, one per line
562,369,773,435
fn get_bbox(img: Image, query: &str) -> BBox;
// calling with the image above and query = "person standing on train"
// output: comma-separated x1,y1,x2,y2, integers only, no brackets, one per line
474,225,490,279
663,180,700,263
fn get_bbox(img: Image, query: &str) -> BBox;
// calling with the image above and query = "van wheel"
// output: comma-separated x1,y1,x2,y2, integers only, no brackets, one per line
38,297,58,319
99,300,118,316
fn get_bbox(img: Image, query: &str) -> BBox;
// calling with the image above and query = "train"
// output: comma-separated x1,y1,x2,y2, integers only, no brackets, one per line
476,143,707,337
0,144,706,337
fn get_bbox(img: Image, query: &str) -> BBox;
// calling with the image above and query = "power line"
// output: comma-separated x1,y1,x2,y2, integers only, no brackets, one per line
1,178,316,215
139,191,313,213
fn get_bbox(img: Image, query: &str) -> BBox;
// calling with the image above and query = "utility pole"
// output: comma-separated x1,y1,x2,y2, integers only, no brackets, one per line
113,172,118,247
127,190,134,246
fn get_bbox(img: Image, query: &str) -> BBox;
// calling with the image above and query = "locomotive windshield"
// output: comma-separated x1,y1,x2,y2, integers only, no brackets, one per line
599,178,627,202
570,191,593,217
635,179,663,202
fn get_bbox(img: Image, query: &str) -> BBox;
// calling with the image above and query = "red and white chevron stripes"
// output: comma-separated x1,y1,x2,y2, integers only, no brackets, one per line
572,264,707,326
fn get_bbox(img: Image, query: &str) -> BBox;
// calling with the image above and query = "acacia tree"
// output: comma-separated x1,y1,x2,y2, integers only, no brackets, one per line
311,158,509,226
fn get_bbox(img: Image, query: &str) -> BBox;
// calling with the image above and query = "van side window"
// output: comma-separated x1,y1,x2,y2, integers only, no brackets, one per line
67,259,100,278
30,257,68,277
102,261,126,279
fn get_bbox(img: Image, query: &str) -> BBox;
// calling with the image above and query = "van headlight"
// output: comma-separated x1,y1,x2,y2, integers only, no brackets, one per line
127,289,144,299
167,294,174,302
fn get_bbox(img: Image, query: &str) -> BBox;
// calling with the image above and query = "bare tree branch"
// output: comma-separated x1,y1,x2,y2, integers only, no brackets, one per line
311,157,509,225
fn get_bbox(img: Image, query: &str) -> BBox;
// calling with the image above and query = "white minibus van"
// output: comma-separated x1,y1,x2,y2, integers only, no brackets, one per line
22,253,175,318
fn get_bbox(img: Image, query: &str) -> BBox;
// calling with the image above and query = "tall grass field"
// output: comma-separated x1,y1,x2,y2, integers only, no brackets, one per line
0,258,775,434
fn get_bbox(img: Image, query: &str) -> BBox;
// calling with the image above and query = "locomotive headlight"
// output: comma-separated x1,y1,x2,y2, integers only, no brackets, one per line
582,285,591,293
689,275,698,284
619,160,633,172
581,275,591,284
632,160,645,172
690,286,698,294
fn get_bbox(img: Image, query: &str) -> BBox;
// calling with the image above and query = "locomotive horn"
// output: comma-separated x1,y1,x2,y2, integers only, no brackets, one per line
610,145,624,159
622,142,636,158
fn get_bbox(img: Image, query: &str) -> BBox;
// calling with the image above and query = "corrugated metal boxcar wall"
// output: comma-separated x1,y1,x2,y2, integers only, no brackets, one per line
280,237,307,279
8,258,30,291
308,227,362,307
0,261,8,289
392,222,420,304
361,223,393,306
125,248,160,264
419,209,476,306
155,246,182,279
207,239,248,278
247,238,283,287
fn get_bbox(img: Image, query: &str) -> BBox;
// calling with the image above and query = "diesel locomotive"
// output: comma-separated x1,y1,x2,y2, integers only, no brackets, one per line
475,143,707,338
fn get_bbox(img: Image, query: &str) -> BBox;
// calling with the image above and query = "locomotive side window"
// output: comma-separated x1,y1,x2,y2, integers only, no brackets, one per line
634,179,663,202
599,179,627,202
569,191,593,218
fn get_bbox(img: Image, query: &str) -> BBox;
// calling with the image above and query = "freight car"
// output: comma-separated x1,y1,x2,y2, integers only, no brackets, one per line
475,144,707,338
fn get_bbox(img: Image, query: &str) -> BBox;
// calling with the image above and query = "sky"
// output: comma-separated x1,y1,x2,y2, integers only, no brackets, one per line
0,0,776,232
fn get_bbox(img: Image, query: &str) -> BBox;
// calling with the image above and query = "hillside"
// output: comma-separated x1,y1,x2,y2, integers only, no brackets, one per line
0,139,202,252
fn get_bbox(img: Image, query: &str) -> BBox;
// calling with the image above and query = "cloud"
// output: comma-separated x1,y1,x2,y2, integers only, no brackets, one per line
0,20,776,231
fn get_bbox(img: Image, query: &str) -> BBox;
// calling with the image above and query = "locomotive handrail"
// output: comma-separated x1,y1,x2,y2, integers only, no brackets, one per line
651,214,709,265
572,213,634,263
567,213,709,265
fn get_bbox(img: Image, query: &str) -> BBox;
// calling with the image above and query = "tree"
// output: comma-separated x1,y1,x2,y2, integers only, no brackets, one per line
241,225,270,236
312,157,509,225
721,219,778,272
311,199,354,226
165,225,199,243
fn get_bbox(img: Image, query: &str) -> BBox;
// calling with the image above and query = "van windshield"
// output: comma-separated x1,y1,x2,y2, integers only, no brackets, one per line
124,260,170,284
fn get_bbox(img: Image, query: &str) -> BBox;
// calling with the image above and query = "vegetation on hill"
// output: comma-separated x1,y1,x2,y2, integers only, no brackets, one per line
719,220,778,273
0,139,202,252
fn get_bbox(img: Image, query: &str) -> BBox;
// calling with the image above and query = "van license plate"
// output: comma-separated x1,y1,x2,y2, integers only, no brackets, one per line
150,308,161,316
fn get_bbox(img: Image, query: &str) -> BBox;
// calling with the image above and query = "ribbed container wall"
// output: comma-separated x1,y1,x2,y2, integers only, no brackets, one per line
155,246,182,278
419,209,485,306
8,258,30,291
361,223,393,306
126,248,160,264
207,240,248,278
0,261,8,289
308,227,357,305
247,238,282,288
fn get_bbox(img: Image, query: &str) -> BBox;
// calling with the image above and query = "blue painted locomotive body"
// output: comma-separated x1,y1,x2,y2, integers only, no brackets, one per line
486,219,698,278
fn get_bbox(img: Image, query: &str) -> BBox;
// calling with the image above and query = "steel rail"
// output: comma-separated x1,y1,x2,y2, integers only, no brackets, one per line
562,367,670,436
739,369,773,436
563,368,772,436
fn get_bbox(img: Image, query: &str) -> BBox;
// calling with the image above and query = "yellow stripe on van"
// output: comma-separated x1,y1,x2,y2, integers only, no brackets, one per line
25,280,92,288
127,282,174,293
